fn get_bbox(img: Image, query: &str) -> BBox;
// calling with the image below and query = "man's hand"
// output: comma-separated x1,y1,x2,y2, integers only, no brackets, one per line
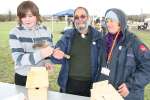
53,48,65,59
118,83,129,97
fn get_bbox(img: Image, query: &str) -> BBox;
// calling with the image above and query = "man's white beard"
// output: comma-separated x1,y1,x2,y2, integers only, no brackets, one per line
75,21,90,34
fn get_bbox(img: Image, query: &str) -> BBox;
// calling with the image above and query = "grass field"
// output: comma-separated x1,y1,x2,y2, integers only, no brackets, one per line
0,21,150,99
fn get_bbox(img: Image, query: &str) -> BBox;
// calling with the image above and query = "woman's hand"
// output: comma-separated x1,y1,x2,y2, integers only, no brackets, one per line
118,83,129,97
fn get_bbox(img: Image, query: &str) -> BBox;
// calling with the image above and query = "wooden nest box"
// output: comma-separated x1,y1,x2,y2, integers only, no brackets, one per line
26,67,49,100
91,80,124,100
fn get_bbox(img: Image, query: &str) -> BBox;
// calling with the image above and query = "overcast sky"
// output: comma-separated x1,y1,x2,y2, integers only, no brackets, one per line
0,0,149,16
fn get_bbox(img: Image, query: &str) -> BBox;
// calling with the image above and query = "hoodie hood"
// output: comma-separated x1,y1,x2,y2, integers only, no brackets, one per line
105,8,128,39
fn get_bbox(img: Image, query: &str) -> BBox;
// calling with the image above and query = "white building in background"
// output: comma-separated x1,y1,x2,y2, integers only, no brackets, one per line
144,18,150,30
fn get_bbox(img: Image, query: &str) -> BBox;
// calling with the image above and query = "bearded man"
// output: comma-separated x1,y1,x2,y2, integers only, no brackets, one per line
51,7,103,97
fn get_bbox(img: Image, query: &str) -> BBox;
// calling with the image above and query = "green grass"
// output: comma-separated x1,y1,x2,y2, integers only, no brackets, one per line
0,22,150,99
131,29,150,48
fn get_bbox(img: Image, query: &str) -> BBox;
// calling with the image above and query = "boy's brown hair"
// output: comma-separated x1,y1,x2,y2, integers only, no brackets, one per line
17,1,42,25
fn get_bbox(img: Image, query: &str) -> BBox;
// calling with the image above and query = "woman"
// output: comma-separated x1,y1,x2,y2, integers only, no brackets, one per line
98,8,150,100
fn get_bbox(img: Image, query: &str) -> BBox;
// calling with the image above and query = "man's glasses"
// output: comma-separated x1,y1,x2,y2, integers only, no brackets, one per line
74,15,87,20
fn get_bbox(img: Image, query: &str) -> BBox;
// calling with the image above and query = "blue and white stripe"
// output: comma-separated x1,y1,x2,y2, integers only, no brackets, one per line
9,25,53,75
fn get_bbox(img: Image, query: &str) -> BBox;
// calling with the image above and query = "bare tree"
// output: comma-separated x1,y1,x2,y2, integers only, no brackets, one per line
8,10,12,21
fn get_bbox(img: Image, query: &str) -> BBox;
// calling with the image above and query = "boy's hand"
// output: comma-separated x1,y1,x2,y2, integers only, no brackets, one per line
40,46,54,58
45,63,54,73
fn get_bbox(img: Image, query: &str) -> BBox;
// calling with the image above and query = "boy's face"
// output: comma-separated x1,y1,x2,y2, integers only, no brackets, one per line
21,10,37,29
